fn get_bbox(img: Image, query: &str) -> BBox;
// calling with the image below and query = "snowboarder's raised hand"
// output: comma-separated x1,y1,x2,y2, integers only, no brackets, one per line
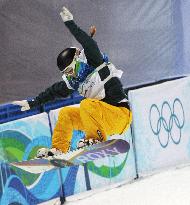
12,100,30,111
89,25,96,37
60,7,73,22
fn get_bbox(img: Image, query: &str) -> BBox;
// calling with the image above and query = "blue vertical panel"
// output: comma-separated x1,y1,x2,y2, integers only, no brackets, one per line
0,113,62,204
82,130,136,190
58,130,136,196
108,130,137,185
49,107,88,196
49,105,136,195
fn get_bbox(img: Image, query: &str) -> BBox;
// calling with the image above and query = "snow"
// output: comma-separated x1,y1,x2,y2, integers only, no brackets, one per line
65,165,190,205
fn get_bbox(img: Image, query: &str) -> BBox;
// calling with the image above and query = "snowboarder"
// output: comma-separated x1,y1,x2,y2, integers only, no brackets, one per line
13,7,132,158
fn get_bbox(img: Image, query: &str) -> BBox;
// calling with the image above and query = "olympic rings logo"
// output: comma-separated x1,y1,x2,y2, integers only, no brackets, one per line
149,98,185,148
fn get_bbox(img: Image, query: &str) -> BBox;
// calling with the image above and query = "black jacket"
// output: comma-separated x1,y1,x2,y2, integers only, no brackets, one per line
29,20,128,109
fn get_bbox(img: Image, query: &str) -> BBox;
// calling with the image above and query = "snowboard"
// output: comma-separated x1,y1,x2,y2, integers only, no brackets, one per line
10,139,130,174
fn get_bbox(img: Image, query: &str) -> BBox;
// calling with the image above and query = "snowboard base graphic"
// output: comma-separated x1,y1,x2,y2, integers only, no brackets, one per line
10,139,130,174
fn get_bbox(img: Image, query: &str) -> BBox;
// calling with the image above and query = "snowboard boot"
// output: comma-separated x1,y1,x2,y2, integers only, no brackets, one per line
77,138,101,149
36,147,63,159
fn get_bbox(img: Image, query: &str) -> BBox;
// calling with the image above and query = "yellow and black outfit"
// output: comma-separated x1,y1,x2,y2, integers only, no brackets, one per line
53,99,132,153
28,20,132,153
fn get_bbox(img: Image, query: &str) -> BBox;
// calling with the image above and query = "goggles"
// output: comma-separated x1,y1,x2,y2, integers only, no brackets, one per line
61,60,76,76
61,48,80,76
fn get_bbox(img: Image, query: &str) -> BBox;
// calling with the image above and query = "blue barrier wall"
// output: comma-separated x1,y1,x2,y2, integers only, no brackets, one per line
0,113,63,204
1,76,190,204
0,102,136,204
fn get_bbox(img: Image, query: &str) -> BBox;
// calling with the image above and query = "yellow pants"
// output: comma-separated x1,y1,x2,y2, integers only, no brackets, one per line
52,99,132,153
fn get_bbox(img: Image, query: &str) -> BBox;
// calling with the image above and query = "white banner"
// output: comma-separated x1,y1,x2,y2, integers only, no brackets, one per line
129,76,190,176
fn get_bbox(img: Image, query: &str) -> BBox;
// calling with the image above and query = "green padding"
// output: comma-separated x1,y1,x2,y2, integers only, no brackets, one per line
87,151,129,178
0,138,25,151
5,147,23,161
0,138,25,162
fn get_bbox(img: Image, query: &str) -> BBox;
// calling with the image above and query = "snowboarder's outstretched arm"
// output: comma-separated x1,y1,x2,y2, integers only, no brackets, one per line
13,81,73,111
28,81,73,108
60,7,104,68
